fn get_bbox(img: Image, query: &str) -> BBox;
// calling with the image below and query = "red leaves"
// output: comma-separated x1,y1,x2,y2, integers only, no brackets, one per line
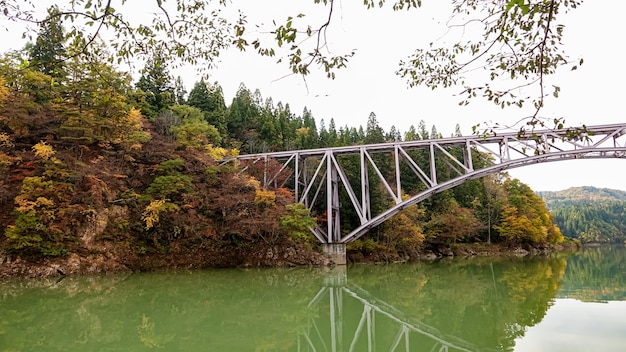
8,161,36,183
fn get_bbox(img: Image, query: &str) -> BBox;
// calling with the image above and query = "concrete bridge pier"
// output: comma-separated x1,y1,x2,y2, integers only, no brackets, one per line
323,243,347,265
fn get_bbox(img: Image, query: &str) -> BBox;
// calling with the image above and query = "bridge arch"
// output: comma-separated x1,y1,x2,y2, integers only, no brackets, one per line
341,148,626,243
232,123,626,247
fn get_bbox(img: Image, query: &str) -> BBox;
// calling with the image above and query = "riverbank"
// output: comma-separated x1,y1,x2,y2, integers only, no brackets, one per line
0,240,580,279
348,240,580,264
0,241,332,279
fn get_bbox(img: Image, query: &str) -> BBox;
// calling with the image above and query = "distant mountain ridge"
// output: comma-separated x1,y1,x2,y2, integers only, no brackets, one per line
537,186,626,209
537,186,626,243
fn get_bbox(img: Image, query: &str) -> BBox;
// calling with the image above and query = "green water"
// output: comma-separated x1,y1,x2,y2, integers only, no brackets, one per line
1,247,624,351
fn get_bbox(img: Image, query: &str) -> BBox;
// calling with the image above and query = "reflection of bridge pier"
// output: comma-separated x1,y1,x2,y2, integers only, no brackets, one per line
299,268,496,352
322,244,347,265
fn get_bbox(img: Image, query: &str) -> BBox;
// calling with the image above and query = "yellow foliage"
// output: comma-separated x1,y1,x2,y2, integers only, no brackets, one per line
36,197,55,207
116,108,150,151
15,194,54,213
0,76,8,106
32,141,55,160
295,127,310,137
14,195,35,213
0,151,20,168
143,199,166,229
205,144,227,161
126,107,143,130
254,189,276,207
142,199,179,229
246,176,261,190
230,148,240,158
0,132,13,148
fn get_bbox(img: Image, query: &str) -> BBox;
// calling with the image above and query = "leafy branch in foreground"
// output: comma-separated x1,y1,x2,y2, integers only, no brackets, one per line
398,0,583,125
1,0,243,71
1,0,585,130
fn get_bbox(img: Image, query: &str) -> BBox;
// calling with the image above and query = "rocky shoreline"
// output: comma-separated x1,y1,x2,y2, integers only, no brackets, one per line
0,241,579,279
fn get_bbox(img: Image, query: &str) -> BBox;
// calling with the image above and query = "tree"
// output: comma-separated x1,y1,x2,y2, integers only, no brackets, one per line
495,178,564,245
480,174,507,243
28,6,66,78
397,0,582,124
386,125,402,142
364,112,385,144
1,1,242,72
173,76,187,105
417,120,429,140
169,105,221,148
404,125,418,141
327,118,339,146
187,79,212,112
135,53,175,118
424,198,481,245
227,83,260,150
279,203,316,241
380,200,425,254
57,51,150,152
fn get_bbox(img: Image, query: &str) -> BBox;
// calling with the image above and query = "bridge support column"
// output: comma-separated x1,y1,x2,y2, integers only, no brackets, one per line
323,243,347,265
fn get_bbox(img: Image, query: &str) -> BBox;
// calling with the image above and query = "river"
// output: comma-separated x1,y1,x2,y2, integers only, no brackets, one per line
0,246,624,351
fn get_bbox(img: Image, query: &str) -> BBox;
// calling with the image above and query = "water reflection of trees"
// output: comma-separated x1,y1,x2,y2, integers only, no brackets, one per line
339,257,566,351
559,246,626,302
0,257,567,351
298,257,565,351
0,268,330,351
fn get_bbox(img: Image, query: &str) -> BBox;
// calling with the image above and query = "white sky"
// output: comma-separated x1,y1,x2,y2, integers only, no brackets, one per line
2,1,624,192
515,299,626,352
205,0,625,193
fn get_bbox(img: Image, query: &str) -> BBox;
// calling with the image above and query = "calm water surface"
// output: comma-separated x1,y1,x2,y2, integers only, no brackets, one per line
1,246,624,351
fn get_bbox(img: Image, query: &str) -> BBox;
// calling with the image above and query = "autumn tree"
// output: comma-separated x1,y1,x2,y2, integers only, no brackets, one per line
59,51,150,153
495,178,564,245
380,199,425,255
423,198,482,246
478,174,508,243
4,141,77,257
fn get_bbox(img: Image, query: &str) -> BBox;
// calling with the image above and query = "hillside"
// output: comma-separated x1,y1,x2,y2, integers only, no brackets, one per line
537,186,626,208
1,37,569,277
537,187,626,243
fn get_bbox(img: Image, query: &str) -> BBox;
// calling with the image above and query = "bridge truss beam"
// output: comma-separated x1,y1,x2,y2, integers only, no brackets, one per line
231,123,626,244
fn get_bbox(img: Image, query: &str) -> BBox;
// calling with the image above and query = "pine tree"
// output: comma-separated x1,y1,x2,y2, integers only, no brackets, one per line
187,79,211,112
135,53,175,118
364,112,385,144
29,6,66,78
173,76,187,105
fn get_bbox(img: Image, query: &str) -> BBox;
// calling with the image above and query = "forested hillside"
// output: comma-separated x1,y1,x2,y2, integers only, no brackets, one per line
537,187,626,243
0,15,567,275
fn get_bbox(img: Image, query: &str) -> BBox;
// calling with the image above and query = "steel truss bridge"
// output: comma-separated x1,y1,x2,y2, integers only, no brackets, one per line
231,123,626,247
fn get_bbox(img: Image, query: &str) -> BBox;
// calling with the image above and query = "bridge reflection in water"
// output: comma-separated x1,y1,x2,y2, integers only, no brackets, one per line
298,267,497,352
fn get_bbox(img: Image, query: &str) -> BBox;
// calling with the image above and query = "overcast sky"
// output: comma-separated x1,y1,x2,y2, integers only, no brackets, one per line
2,1,624,192
197,0,625,193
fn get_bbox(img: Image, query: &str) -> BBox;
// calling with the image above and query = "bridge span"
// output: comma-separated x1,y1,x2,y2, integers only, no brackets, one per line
229,123,626,263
